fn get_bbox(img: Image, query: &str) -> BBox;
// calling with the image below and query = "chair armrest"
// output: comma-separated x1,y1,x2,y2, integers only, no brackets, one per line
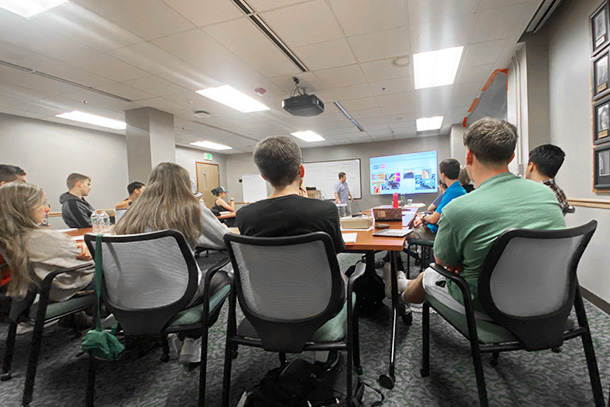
407,238,434,247
202,255,231,321
346,261,366,298
39,263,95,294
428,263,473,307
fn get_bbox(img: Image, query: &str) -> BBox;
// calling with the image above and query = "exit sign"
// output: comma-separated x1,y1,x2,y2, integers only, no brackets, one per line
204,153,213,161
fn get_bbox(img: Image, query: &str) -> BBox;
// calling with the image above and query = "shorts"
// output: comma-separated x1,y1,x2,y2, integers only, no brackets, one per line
422,267,493,321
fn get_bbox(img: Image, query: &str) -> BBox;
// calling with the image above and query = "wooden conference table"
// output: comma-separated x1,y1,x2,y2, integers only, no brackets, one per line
343,208,418,389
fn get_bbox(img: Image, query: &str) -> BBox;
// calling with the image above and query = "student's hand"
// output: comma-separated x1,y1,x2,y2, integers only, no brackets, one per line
445,264,463,275
413,217,423,227
76,241,92,261
350,197,354,202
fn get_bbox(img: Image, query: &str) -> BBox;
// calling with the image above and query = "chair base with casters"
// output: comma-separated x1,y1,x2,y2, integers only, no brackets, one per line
419,221,604,407
222,232,366,407
83,230,231,407
1,264,95,407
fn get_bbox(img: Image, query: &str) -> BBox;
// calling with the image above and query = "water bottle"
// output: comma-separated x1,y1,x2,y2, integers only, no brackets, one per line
91,212,101,233
100,211,111,233
392,193,399,208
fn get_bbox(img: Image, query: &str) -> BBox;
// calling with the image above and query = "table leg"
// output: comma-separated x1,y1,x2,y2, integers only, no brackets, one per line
378,250,398,389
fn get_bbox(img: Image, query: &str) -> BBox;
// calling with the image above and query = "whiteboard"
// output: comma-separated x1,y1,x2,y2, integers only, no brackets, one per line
303,159,361,200
242,173,268,203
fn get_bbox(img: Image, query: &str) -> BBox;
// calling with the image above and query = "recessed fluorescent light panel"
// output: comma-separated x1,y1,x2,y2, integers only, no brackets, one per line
190,141,232,151
416,116,443,132
196,85,269,113
56,111,126,130
0,0,69,18
291,131,325,142
413,46,464,89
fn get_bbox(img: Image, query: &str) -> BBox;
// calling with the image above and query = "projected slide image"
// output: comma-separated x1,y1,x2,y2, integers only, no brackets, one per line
370,151,438,195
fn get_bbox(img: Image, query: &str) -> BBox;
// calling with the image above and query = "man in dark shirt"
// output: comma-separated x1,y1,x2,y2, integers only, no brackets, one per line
59,173,96,228
237,136,345,254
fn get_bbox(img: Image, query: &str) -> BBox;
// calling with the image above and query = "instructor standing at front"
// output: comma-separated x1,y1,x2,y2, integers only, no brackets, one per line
334,172,353,214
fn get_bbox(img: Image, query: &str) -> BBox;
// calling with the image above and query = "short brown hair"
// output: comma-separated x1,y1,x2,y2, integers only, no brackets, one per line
463,117,518,166
253,136,301,188
66,173,90,189
338,172,345,179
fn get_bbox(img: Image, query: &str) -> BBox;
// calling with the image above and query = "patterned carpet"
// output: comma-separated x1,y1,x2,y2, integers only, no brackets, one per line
0,251,608,406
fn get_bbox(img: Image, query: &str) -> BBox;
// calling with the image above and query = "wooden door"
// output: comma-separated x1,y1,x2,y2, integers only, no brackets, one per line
196,162,220,208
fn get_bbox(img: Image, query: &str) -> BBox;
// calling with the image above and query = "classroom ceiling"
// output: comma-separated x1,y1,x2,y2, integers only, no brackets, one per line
0,0,545,154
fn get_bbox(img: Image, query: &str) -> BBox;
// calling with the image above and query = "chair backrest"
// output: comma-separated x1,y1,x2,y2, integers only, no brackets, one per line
84,230,199,335
478,220,597,350
224,232,345,353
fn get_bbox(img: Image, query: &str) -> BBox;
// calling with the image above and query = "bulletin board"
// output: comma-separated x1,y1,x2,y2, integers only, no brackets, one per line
302,159,361,200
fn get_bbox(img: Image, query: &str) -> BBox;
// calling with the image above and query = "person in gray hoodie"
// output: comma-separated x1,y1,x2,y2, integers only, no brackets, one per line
59,173,95,228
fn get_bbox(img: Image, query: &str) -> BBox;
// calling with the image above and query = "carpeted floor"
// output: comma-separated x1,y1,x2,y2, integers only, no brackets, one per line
1,251,608,406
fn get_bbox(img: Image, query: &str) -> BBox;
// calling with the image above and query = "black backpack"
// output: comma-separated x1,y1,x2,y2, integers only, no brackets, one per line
345,259,385,314
244,355,364,407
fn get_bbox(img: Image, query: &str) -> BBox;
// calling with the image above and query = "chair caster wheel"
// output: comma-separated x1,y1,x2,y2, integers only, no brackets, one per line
378,373,394,389
160,354,170,363
231,350,238,359
489,359,498,367
1,372,12,381
356,366,363,375
551,347,561,353
402,313,413,325
420,368,429,377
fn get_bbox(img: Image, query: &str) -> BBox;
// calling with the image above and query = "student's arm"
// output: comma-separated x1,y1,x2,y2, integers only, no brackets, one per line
196,206,228,249
217,198,235,212
348,190,353,202
334,192,340,203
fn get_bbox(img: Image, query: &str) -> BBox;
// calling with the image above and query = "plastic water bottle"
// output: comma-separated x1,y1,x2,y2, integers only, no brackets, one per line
100,211,111,233
392,193,399,208
91,212,102,233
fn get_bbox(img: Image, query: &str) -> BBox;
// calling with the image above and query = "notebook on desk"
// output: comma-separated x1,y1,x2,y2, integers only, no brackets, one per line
372,228,412,237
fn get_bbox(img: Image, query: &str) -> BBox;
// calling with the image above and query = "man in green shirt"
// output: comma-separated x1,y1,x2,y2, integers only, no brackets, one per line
402,117,565,318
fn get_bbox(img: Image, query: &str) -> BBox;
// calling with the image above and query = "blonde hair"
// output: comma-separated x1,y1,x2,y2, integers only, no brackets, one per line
0,183,46,299
114,162,203,243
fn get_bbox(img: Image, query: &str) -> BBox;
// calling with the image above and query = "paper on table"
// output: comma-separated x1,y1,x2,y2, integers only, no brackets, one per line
342,233,358,245
71,235,85,241
57,228,77,233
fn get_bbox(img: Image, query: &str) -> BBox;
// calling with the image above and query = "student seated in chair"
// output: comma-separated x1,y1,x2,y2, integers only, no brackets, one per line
60,173,95,229
525,144,569,213
114,162,230,364
402,117,565,318
115,181,145,210
237,136,344,254
0,183,93,302
0,164,27,186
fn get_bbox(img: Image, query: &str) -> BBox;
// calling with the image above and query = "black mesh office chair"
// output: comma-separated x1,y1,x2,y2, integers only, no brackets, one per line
419,220,603,406
0,242,94,407
222,232,365,406
84,230,230,407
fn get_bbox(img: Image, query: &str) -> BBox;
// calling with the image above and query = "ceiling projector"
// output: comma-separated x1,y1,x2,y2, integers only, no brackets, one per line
282,77,324,117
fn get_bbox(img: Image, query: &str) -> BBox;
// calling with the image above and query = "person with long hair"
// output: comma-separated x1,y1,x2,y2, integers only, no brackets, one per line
0,183,93,303
114,162,229,364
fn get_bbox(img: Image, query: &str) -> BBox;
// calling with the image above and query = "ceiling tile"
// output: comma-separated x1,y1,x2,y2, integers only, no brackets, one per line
313,65,366,88
260,1,344,47
406,0,480,24
42,64,113,88
108,42,192,76
294,39,356,71
330,0,406,36
123,76,188,96
138,97,187,113
73,0,195,41
246,51,302,78
0,39,60,71
70,54,151,82
481,0,528,10
337,97,379,112
470,4,526,44
271,73,325,93
369,77,411,96
96,83,155,101
348,27,410,63
203,18,278,57
162,0,243,26
152,29,234,70
462,40,506,67
61,89,139,111
360,58,410,82
410,13,475,54
456,63,494,84
247,0,311,12
375,92,414,109
314,83,373,102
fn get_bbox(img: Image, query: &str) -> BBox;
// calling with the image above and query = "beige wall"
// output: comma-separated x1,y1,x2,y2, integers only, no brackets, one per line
537,0,610,302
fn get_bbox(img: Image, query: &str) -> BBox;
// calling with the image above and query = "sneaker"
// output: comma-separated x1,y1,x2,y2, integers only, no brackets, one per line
168,334,183,359
407,302,436,314
16,319,58,335
179,337,201,364
383,263,408,299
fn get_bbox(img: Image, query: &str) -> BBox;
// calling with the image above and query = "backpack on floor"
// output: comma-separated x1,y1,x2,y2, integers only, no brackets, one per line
346,259,385,314
243,355,364,407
